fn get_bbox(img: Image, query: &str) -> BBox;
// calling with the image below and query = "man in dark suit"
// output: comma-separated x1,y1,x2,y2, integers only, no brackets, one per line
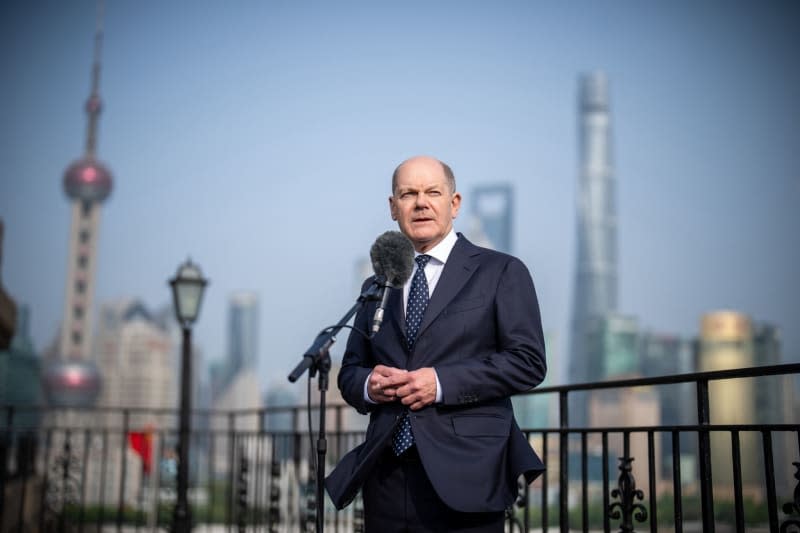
326,156,546,532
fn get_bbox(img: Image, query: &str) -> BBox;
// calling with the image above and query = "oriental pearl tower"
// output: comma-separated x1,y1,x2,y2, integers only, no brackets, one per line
45,3,111,407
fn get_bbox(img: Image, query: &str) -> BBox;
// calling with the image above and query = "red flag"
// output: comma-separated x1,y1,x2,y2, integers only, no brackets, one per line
128,430,153,474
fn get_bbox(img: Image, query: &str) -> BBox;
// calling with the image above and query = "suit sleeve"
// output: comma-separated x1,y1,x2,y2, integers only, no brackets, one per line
437,257,547,405
337,279,378,415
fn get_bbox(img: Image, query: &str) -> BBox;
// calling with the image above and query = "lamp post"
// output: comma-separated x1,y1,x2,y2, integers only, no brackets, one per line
169,259,208,533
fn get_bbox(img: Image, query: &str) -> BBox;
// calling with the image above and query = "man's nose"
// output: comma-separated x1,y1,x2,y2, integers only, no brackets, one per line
414,193,430,208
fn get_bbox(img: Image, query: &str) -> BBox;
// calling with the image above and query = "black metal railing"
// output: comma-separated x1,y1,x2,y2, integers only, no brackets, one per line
1,362,798,532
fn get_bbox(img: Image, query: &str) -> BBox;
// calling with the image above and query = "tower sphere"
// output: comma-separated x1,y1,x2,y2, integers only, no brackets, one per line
43,360,102,407
63,157,113,203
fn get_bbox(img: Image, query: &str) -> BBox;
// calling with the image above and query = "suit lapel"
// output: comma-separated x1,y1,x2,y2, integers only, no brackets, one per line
415,236,479,341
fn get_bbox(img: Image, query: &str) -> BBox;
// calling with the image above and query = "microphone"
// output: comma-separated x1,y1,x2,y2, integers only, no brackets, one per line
369,231,414,335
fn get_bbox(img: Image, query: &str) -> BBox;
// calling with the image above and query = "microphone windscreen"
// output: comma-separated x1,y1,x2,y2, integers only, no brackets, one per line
370,231,415,287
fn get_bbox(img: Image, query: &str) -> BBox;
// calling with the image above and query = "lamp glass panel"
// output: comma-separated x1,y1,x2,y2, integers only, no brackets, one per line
175,281,203,323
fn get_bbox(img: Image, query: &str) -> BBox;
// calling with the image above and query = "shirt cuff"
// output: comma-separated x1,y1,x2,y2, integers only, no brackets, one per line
364,371,377,404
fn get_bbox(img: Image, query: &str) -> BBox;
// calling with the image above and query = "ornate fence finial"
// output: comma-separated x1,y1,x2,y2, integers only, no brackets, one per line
45,431,82,527
780,462,800,533
268,459,281,533
609,456,648,533
237,445,248,533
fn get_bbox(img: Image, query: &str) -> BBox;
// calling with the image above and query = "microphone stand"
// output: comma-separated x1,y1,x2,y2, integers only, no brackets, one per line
287,279,384,533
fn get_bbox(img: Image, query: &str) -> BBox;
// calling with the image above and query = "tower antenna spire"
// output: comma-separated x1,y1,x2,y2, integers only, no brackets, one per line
85,0,105,158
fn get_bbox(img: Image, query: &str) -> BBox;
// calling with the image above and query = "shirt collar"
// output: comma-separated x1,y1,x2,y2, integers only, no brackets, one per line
416,229,458,265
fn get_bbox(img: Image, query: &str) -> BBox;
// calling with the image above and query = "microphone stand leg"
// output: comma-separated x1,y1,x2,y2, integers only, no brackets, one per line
314,351,331,533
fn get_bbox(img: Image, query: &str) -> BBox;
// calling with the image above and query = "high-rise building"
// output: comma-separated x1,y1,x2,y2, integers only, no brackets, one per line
210,293,262,476
263,386,297,462
588,387,660,488
84,299,174,505
94,300,174,409
469,184,513,253
696,310,759,495
639,332,695,480
585,313,638,380
752,324,794,495
211,292,259,403
568,72,618,426
228,291,259,374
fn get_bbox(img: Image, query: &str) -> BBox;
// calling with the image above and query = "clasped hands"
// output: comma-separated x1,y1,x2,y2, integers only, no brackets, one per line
367,364,437,411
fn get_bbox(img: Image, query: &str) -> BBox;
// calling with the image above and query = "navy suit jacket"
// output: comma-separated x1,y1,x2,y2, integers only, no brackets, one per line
325,235,546,512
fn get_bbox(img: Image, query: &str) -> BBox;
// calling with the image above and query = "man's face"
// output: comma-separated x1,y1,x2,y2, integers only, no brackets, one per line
389,157,461,253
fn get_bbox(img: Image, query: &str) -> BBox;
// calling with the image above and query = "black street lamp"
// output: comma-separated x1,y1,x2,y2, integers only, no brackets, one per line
169,258,208,533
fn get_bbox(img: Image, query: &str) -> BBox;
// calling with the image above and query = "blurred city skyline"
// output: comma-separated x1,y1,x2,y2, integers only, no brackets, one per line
1,0,798,392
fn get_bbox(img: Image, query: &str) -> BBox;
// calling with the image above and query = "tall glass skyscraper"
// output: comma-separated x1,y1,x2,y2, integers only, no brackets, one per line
469,184,514,253
568,72,618,426
228,292,259,374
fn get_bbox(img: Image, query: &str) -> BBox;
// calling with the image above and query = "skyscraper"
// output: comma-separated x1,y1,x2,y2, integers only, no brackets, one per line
211,293,262,481
211,292,260,403
584,313,638,380
696,311,759,492
469,184,514,253
94,300,174,409
228,291,259,374
58,4,113,362
568,72,618,425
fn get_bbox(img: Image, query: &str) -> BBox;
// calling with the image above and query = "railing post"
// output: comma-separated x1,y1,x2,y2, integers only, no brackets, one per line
237,443,248,533
580,431,588,530
671,430,683,533
762,430,778,532
731,430,744,532
647,430,656,533
268,444,281,533
602,431,610,533
541,432,549,533
117,409,129,531
559,390,568,533
0,406,13,528
227,412,236,529
696,379,715,533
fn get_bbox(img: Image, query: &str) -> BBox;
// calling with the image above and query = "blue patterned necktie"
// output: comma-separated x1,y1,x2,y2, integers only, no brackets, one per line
392,254,431,456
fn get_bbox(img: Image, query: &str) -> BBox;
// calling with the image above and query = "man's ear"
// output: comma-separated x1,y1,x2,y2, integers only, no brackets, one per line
389,196,397,220
451,192,462,218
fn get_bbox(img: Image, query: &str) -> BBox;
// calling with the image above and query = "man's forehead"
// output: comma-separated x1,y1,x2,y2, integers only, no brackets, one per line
395,176,447,191
395,162,447,187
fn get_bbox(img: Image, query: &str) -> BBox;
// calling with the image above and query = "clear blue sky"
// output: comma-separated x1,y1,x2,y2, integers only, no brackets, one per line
1,1,798,393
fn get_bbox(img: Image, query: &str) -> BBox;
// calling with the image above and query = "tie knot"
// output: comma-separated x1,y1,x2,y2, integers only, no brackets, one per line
415,254,432,269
